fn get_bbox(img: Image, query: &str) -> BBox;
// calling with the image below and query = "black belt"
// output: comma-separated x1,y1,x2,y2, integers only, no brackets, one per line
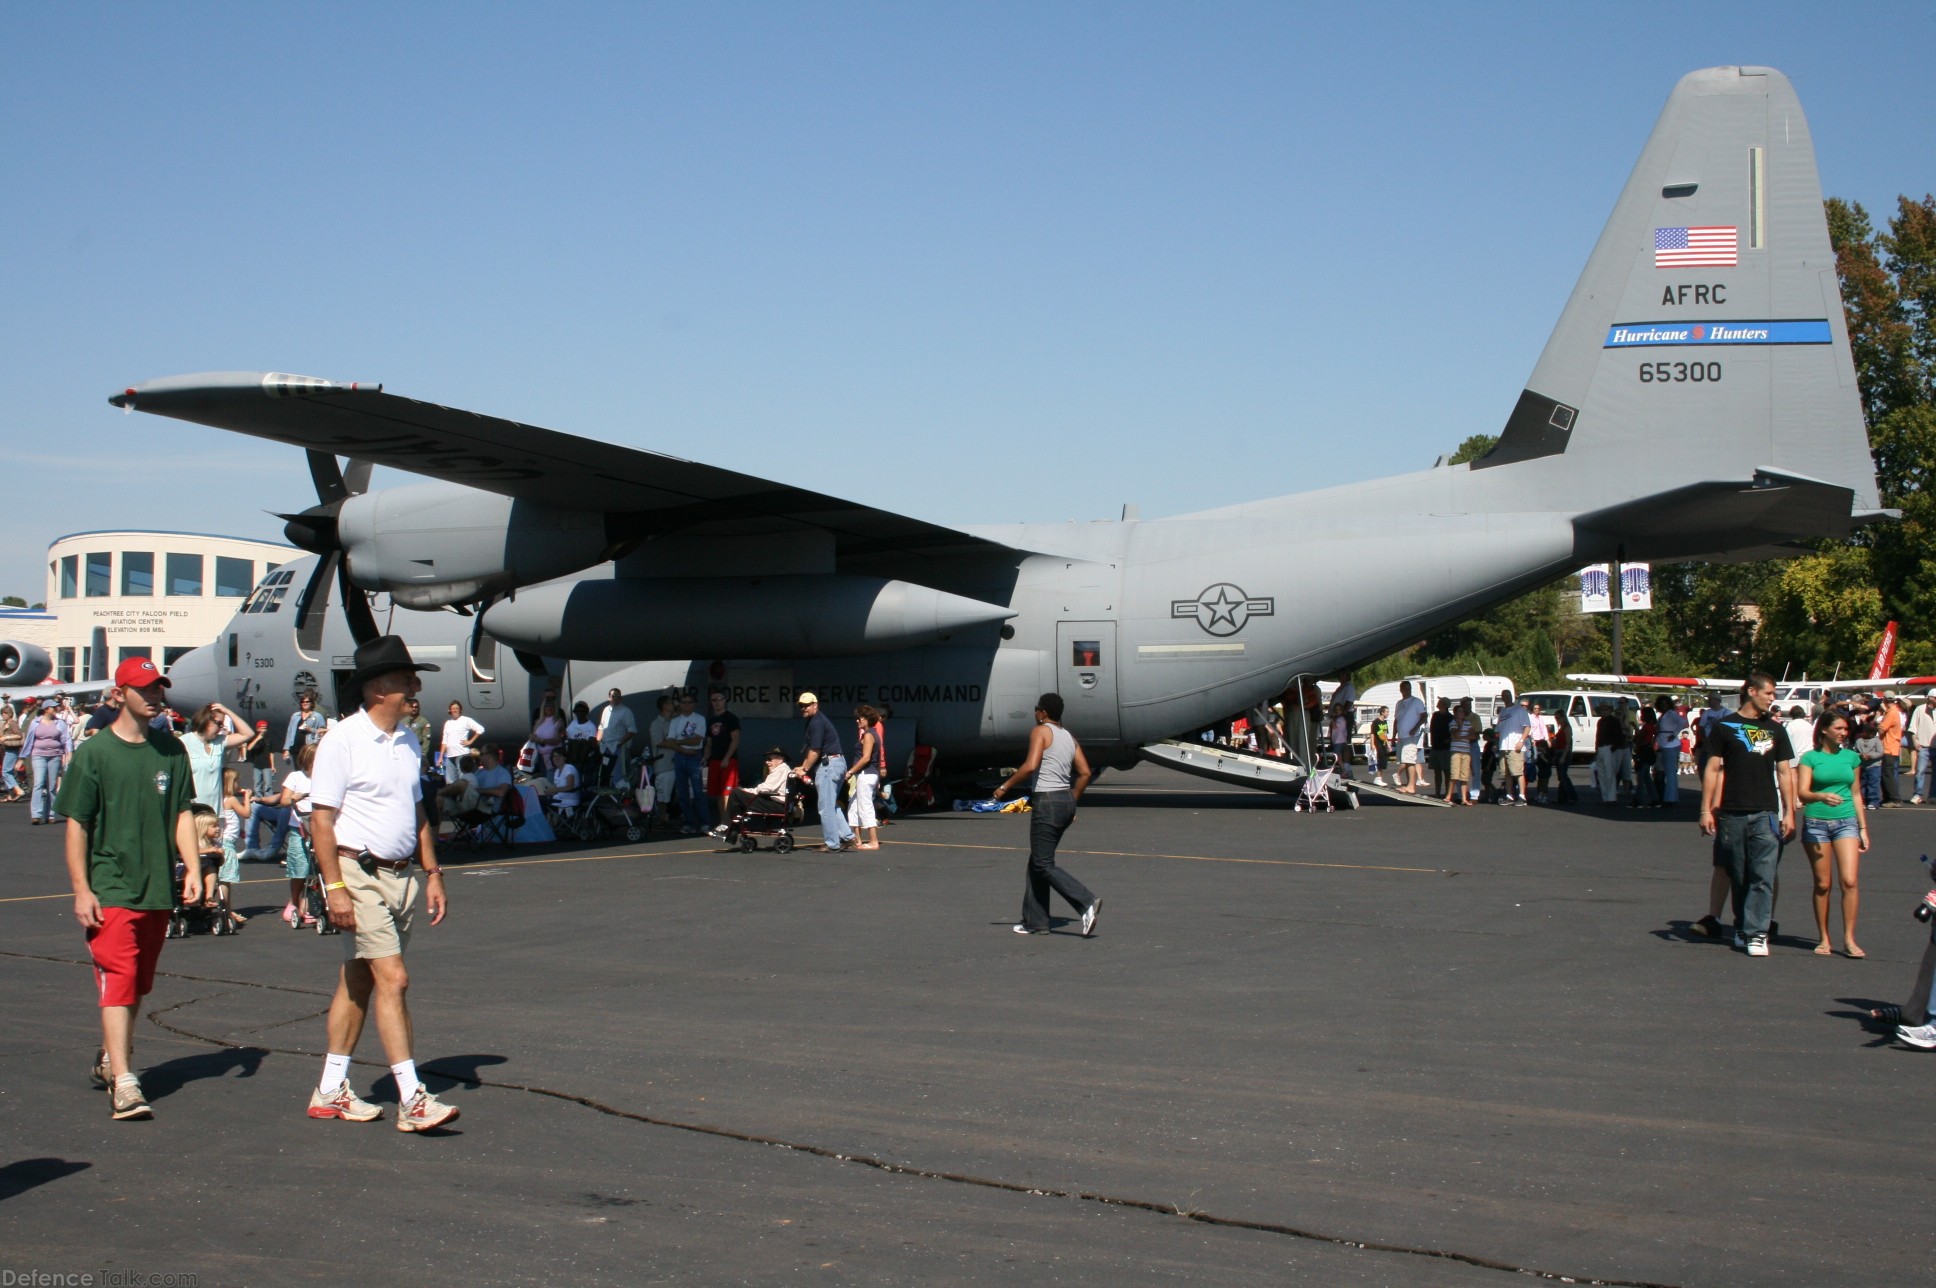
340,847,415,872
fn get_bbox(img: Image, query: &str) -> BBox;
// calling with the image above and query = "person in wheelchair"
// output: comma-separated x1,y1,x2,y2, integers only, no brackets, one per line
544,747,582,816
710,748,793,840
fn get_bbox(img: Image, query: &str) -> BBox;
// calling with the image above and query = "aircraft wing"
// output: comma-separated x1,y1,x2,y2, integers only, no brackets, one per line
1,679,111,704
110,372,1025,570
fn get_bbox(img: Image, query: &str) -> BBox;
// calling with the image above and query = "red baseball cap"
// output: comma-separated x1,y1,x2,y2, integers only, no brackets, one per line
114,657,171,690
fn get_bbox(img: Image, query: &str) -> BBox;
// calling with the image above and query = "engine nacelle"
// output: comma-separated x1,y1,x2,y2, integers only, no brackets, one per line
337,481,618,609
481,575,1015,659
0,640,53,687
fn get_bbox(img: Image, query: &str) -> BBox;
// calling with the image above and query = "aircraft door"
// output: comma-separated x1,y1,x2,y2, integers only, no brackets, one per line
467,630,504,710
1056,622,1120,743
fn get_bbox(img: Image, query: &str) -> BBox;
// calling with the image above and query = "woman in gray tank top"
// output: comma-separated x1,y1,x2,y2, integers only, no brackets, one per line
992,693,1102,937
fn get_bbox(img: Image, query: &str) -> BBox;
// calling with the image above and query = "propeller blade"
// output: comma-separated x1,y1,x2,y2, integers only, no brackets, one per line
294,553,338,654
342,458,373,496
306,450,350,506
337,556,381,646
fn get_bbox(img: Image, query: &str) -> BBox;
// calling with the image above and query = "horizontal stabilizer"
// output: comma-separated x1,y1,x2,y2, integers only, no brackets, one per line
1573,468,1854,561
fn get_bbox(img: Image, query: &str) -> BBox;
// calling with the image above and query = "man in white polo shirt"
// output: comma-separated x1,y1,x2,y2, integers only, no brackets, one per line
305,636,458,1133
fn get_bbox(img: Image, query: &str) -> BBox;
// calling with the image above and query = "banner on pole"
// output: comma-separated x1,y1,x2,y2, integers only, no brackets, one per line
1580,563,1651,613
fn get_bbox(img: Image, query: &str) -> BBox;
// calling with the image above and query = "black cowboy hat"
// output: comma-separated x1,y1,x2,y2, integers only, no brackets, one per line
347,635,441,692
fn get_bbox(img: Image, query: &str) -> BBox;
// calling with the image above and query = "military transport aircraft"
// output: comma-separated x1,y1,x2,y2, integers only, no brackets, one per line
92,67,1884,782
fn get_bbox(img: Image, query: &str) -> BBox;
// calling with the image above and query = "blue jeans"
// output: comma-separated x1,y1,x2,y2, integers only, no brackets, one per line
1917,748,1933,800
814,756,854,848
673,754,706,829
1860,761,1882,810
31,754,62,821
1715,811,1782,939
252,766,277,798
248,803,292,857
1,748,16,793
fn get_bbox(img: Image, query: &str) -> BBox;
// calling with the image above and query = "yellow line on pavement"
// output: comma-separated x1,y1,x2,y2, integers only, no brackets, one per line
0,834,1438,905
0,843,724,904
880,839,1441,874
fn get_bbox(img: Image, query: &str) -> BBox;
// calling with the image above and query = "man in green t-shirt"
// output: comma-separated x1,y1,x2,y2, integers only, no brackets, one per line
56,656,200,1121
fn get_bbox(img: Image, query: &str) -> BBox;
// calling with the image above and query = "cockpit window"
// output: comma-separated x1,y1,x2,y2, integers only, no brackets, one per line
241,567,297,614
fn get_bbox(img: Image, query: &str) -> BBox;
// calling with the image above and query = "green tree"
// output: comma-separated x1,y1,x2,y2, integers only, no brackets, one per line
1829,195,1936,675
1446,433,1498,465
0,596,23,607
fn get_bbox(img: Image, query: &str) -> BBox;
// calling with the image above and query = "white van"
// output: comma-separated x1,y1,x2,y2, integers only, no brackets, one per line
1515,689,1643,761
1352,674,1516,755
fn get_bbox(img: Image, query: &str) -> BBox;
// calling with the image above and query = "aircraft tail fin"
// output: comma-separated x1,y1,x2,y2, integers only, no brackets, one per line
1869,620,1898,680
1474,67,1879,524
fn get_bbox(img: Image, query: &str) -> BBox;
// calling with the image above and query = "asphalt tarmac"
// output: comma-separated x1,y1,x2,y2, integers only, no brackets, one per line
3,764,1932,1287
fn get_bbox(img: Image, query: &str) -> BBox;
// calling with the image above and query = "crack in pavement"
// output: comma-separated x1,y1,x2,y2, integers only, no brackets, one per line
6,947,1681,1288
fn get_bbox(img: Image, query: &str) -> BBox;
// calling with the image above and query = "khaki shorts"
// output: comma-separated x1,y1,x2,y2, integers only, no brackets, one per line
339,858,418,961
1503,749,1526,777
1399,743,1423,765
1449,752,1472,782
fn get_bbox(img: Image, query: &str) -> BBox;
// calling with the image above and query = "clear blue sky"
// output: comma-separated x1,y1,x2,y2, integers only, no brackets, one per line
2,2,1929,602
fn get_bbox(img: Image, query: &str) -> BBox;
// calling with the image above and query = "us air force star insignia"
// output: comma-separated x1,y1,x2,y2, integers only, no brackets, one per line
1171,583,1275,637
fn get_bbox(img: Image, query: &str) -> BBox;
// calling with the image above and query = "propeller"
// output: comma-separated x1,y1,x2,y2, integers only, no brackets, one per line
284,450,381,649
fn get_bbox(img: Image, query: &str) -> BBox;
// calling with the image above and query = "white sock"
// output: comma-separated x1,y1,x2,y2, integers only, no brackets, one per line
391,1060,421,1101
319,1052,352,1094
116,1071,140,1087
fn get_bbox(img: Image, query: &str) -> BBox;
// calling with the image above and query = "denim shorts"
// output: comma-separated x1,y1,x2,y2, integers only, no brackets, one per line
1802,815,1862,845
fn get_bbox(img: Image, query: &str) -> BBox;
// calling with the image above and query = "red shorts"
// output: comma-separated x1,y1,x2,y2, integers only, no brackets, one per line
87,907,170,1008
706,759,740,796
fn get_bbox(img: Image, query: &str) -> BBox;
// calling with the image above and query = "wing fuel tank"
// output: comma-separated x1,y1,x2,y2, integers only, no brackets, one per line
481,576,1014,659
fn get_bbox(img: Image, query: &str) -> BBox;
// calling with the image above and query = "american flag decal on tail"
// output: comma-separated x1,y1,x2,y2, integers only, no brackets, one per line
1654,226,1737,267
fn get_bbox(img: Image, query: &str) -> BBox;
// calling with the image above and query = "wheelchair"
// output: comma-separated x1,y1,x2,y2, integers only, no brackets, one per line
717,779,803,854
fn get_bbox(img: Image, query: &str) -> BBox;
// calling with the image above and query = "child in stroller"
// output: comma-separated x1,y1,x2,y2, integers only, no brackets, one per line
710,748,799,853
169,805,240,937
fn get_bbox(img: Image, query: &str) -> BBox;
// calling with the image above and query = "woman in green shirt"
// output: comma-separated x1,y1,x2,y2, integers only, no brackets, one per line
1796,711,1869,958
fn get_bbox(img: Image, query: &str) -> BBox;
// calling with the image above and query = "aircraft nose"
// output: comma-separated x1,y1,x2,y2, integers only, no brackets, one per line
164,642,219,714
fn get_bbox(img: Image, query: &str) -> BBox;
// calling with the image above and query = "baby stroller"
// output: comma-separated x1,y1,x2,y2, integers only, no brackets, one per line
167,853,240,938
552,782,650,844
719,779,803,854
290,817,340,935
1292,754,1343,813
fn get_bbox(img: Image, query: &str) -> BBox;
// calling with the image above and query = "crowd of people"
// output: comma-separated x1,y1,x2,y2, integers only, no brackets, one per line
45,640,1106,1123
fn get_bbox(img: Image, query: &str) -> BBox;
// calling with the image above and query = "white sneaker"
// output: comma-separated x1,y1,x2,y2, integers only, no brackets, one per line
1914,795,1925,805
1372,776,1387,786
308,1081,383,1122
1745,935,1770,957
1896,1023,1936,1049
396,1087,460,1132
1012,924,1046,935
1080,898,1102,938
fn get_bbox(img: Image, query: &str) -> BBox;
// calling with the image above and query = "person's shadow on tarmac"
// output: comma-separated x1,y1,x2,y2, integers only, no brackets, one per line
141,1046,269,1101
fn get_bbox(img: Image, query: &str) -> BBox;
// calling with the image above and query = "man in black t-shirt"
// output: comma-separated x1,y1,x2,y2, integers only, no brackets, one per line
703,688,742,829
84,691,122,735
1698,672,1795,957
